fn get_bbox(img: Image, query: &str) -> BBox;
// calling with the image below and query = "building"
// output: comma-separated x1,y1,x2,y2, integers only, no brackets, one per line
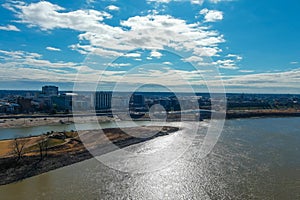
131,94,145,107
0,102,20,114
42,86,58,97
72,93,92,111
73,100,89,111
95,92,112,110
111,96,130,110
51,93,74,112
17,97,33,113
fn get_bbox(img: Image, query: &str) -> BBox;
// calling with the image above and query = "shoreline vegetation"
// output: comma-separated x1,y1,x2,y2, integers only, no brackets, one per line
226,109,300,119
0,126,179,186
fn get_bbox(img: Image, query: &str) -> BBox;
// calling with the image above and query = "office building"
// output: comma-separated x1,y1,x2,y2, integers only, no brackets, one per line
95,92,112,110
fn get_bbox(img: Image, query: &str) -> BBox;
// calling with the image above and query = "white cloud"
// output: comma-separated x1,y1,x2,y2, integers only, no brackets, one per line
239,70,254,73
222,69,300,89
101,67,207,87
147,0,226,4
0,49,125,83
209,0,233,3
183,56,204,62
2,1,249,89
75,14,225,58
107,63,131,67
191,0,204,5
46,46,61,51
0,49,77,70
124,53,141,58
0,24,20,31
200,8,223,22
213,59,238,69
0,60,208,88
106,5,120,11
69,44,123,57
86,0,95,5
226,54,242,60
163,61,173,65
6,1,226,60
194,47,221,57
12,1,113,31
147,0,171,3
150,50,163,58
1,50,299,93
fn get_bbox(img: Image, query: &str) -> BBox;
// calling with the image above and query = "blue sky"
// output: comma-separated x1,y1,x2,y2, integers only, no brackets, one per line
0,0,299,93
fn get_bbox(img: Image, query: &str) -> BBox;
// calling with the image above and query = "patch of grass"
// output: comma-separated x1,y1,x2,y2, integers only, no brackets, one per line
25,138,65,153
48,138,65,147
64,131,78,138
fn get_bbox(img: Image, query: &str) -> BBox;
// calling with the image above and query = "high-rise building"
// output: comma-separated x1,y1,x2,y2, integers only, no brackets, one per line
42,86,58,97
95,92,112,110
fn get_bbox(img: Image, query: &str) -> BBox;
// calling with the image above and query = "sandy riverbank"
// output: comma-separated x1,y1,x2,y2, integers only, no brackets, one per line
0,115,113,129
1,109,299,129
0,126,179,185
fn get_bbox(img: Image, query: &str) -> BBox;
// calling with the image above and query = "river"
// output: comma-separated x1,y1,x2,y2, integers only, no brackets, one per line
0,117,299,199
0,120,152,140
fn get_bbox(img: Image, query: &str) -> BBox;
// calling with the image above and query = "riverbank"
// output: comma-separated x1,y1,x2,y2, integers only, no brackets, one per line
0,126,179,185
226,109,300,119
0,115,113,129
1,109,299,129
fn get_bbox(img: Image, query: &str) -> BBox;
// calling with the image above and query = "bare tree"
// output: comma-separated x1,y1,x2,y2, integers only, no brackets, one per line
38,136,49,160
12,138,27,161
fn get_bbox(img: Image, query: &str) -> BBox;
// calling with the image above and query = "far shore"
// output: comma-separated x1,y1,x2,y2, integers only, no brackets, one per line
0,126,179,186
0,109,299,129
0,115,113,129
226,109,300,119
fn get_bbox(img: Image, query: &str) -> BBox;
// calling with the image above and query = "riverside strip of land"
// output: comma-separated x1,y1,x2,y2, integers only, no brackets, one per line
0,108,299,129
0,115,113,129
0,126,179,186
226,108,300,119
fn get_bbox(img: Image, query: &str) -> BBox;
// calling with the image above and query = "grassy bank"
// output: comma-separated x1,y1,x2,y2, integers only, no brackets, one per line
0,126,179,185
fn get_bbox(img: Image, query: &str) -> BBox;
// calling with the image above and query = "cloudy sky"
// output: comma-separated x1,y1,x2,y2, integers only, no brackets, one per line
0,0,299,93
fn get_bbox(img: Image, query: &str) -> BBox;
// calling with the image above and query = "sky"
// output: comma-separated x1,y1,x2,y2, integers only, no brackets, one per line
0,0,299,93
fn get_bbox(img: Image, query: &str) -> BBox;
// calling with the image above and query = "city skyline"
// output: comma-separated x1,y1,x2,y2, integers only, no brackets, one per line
0,0,300,94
